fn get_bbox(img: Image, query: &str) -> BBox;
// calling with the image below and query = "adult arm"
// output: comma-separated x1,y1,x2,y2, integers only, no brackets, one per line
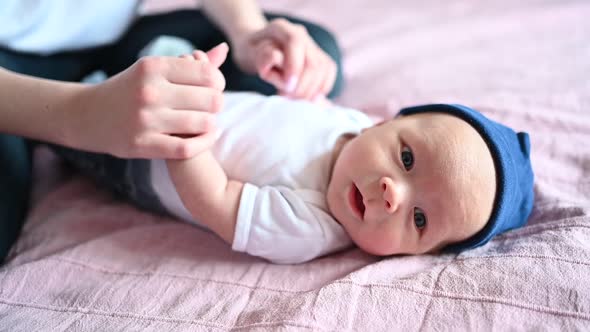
0,45,228,159
200,0,267,44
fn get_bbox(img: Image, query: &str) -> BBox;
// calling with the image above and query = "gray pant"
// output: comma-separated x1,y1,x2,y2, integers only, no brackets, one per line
49,145,169,217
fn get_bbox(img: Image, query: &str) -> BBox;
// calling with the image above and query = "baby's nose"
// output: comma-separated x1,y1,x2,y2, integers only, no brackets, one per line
379,177,403,214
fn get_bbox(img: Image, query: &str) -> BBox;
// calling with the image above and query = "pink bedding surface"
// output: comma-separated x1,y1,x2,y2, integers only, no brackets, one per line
2,0,590,330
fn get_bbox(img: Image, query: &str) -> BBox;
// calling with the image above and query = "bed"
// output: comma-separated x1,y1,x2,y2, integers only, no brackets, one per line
2,0,590,330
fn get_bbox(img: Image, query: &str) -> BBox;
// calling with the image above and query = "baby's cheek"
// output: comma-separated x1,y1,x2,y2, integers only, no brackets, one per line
358,228,402,256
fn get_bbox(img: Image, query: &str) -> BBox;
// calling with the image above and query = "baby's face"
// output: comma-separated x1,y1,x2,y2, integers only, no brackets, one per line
326,113,497,255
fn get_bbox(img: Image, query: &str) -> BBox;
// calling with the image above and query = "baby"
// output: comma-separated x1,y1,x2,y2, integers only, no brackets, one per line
53,91,534,264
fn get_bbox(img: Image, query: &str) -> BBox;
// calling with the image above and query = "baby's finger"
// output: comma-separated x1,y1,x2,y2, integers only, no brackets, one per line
192,50,209,62
159,130,218,159
166,84,224,112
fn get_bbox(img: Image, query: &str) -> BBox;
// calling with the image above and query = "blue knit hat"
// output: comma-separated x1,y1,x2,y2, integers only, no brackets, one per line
397,104,535,251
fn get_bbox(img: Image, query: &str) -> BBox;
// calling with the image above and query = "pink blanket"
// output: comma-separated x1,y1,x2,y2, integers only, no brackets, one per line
2,0,590,330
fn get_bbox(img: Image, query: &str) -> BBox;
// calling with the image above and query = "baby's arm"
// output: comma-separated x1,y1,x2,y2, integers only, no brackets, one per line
169,153,352,264
166,151,243,244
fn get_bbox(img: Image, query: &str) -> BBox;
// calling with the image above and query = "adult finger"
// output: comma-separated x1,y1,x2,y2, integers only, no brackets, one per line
308,52,336,98
291,59,322,100
153,109,216,135
262,68,285,93
252,20,306,83
255,43,286,90
279,38,305,87
255,41,284,74
165,84,223,112
318,57,337,96
205,42,229,68
159,56,226,90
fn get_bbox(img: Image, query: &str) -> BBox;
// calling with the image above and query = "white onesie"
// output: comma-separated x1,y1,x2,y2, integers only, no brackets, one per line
151,92,373,264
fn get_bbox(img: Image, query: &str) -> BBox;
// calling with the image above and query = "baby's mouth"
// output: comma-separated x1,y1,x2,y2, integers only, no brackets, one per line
349,184,366,220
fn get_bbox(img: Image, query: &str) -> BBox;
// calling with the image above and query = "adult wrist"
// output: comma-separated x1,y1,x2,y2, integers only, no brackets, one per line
54,83,93,150
227,19,267,48
227,20,268,74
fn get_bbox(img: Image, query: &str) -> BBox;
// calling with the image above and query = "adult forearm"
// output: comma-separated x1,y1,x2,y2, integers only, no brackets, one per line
200,0,267,45
0,67,85,145
167,151,243,244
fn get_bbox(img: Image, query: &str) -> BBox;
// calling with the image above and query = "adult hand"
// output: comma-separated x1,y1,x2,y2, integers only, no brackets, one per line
232,18,337,101
70,43,229,159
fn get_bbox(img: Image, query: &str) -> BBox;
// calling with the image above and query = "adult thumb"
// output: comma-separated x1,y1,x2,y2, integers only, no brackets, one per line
206,42,229,68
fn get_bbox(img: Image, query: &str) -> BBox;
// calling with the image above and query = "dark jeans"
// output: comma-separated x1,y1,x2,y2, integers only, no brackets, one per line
0,9,344,263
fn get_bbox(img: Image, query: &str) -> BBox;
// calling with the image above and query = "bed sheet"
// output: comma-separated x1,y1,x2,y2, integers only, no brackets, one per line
1,0,590,330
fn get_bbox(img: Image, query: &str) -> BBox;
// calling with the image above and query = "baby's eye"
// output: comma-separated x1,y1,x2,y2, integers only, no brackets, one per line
414,208,427,230
401,146,414,171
